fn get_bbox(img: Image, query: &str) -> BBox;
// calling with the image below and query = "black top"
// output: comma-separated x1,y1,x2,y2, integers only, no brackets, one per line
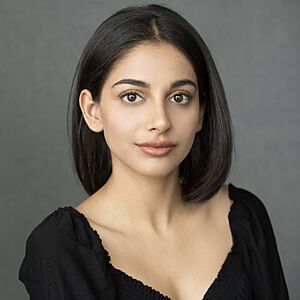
18,183,290,299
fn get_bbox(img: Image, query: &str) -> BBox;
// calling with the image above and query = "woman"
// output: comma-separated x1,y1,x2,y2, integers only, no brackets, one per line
18,4,289,300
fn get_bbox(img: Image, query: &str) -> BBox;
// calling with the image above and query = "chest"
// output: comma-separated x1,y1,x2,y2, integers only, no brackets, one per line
91,219,233,300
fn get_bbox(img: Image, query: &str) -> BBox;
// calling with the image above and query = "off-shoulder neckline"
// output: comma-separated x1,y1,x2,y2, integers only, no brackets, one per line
62,182,242,300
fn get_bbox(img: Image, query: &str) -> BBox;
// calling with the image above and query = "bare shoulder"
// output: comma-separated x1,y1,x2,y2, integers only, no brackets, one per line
220,184,233,209
74,193,119,233
203,184,232,213
75,195,101,220
196,184,233,229
216,184,234,219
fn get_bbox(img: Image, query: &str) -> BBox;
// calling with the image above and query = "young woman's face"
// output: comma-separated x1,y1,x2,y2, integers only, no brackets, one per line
91,42,204,179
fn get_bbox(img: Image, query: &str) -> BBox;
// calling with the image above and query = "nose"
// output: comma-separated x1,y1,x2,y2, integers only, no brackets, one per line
147,100,171,133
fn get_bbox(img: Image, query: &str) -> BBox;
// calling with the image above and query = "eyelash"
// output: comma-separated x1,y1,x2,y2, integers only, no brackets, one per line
119,90,193,104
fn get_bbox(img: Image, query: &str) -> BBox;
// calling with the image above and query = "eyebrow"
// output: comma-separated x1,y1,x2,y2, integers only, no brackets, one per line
111,78,197,89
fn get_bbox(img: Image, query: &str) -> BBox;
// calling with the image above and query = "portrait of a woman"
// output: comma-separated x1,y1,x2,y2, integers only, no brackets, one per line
18,4,290,299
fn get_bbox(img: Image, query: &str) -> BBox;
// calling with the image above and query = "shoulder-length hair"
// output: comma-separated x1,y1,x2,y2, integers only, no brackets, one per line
67,3,235,203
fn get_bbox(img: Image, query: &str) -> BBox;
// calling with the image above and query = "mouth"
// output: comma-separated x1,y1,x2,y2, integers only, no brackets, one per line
135,140,176,147
136,145,175,156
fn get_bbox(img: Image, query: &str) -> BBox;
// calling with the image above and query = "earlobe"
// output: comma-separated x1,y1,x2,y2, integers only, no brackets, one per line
79,89,104,133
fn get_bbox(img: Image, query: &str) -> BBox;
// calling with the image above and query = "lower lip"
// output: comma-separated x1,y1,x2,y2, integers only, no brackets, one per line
137,145,175,156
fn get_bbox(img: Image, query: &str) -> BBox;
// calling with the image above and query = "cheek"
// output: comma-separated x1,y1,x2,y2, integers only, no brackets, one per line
174,107,200,148
184,110,200,130
173,104,201,132
101,106,139,146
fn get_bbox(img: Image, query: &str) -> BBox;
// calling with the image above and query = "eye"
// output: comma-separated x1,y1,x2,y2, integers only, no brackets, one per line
119,90,193,104
169,92,193,104
119,91,143,103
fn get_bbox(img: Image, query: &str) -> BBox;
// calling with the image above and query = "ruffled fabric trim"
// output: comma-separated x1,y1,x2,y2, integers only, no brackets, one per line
64,206,170,299
112,266,171,299
201,183,245,299
60,206,113,275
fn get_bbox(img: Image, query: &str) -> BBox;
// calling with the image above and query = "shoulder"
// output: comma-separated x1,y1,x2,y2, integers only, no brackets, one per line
19,207,118,299
228,183,279,245
228,183,270,217
23,207,90,261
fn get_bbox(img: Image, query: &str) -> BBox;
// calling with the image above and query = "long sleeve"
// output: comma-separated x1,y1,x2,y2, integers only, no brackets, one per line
18,207,117,300
238,187,290,299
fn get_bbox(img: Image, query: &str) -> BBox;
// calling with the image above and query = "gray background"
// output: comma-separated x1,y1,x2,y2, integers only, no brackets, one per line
1,0,299,299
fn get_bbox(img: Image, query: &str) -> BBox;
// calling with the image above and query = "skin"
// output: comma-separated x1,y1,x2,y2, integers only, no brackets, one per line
76,41,233,300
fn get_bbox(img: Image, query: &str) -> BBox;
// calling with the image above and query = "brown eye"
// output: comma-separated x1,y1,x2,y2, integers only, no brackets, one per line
170,92,192,104
174,94,184,102
126,94,137,102
119,91,143,103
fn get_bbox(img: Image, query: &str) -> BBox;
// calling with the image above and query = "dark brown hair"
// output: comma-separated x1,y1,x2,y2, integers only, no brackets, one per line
66,3,235,202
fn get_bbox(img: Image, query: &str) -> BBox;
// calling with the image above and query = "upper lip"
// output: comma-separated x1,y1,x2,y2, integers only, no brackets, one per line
136,140,176,148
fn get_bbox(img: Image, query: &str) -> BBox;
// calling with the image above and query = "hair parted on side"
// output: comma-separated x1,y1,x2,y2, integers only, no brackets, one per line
66,3,235,203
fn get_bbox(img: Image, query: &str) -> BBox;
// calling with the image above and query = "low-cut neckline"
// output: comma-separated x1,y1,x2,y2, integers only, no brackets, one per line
69,182,241,300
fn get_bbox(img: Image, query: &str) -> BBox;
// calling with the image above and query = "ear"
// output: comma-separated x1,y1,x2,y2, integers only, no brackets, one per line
196,102,206,133
79,89,104,133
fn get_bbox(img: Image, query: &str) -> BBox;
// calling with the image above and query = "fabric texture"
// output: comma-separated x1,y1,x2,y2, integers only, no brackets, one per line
18,183,290,299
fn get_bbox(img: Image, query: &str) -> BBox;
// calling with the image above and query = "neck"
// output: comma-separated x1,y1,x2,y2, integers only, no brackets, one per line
93,165,190,236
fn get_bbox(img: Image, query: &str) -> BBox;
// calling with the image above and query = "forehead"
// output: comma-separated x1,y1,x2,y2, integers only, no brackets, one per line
104,42,197,85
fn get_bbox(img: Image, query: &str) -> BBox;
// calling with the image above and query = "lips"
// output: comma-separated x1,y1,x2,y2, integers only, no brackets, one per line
135,140,176,148
135,140,176,157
